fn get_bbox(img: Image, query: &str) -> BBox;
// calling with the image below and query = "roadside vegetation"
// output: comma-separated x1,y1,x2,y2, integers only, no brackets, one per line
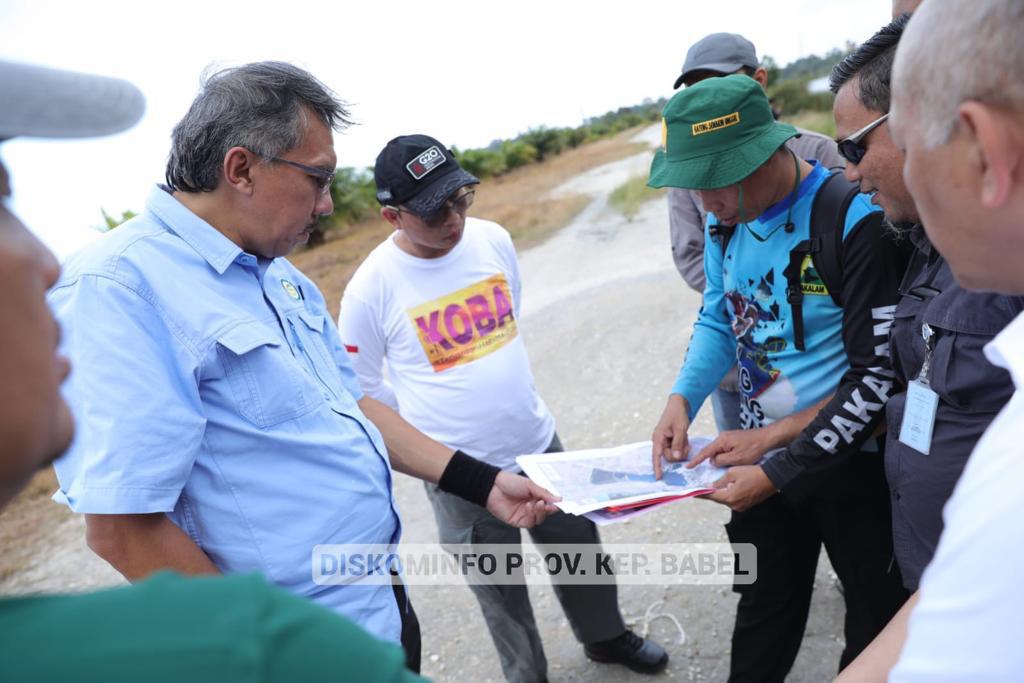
781,109,837,139
300,100,667,249
609,174,667,221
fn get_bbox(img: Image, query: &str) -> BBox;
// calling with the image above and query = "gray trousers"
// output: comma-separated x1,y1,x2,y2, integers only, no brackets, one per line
424,434,626,683
711,385,744,432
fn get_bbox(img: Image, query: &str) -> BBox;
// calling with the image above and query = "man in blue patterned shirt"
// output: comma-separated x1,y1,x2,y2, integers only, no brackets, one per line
647,74,909,681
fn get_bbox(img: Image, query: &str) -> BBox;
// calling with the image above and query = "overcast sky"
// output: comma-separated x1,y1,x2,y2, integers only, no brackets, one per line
1,0,892,259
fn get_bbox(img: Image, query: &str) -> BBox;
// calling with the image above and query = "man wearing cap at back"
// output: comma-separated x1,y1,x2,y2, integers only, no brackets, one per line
0,58,424,681
647,75,909,680
337,134,668,681
667,33,845,435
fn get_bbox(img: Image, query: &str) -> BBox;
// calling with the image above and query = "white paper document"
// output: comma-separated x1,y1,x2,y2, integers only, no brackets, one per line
516,438,727,522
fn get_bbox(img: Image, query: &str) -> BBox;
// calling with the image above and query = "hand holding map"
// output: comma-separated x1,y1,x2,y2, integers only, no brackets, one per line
516,438,726,525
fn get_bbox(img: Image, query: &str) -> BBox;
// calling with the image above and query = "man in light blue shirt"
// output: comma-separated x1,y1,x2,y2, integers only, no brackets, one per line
49,61,556,672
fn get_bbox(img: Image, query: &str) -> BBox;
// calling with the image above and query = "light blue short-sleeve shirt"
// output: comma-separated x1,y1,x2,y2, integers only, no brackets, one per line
49,186,404,643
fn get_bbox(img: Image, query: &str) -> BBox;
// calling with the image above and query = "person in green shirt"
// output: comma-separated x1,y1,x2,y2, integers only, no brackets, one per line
0,573,419,679
0,58,422,682
0,572,419,681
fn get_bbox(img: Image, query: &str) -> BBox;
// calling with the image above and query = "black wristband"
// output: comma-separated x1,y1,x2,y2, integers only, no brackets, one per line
438,450,500,508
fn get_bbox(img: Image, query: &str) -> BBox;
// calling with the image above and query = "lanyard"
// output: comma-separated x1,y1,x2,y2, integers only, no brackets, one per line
739,149,802,243
916,323,936,385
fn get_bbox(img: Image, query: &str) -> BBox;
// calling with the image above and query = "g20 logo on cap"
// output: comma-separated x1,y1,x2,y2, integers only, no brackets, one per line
406,145,446,180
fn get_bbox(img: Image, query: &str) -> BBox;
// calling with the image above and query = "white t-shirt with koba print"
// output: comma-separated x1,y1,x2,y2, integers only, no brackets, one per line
338,217,555,471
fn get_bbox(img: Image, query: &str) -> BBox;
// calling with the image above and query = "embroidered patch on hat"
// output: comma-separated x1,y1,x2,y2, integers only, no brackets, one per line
692,112,741,136
406,145,446,180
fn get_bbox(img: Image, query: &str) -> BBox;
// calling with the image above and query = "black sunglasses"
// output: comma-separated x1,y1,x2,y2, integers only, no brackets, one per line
836,112,890,165
391,189,476,228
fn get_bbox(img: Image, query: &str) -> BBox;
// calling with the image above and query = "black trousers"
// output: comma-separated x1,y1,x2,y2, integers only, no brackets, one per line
725,453,909,683
392,578,421,673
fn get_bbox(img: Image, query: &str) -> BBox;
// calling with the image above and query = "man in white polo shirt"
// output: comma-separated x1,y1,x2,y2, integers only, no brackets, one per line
338,134,668,682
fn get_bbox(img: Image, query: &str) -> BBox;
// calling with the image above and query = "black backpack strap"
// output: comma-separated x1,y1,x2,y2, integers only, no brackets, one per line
783,239,815,351
709,222,736,252
808,171,860,307
782,171,859,351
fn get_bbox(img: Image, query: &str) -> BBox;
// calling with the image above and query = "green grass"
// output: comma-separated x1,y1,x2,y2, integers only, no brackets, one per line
781,109,836,138
608,174,666,221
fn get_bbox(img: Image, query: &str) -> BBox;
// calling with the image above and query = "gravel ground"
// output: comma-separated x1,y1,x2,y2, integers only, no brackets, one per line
1,128,846,681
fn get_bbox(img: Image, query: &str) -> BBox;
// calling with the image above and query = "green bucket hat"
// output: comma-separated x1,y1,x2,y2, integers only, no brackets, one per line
648,74,798,190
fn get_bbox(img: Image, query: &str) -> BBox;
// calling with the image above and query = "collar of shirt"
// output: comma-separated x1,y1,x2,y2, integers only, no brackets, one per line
984,310,1024,387
907,224,929,252
710,161,828,240
147,185,252,275
757,161,827,224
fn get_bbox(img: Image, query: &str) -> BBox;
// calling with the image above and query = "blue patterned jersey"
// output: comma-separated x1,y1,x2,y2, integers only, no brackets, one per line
672,162,911,493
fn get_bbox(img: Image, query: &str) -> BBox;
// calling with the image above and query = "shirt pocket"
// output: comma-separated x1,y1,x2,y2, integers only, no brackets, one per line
921,312,1015,415
216,323,321,428
890,301,924,389
296,311,331,358
292,310,345,383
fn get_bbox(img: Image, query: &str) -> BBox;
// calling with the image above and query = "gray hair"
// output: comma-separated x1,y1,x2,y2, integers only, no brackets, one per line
166,61,351,192
829,15,909,113
894,0,1024,148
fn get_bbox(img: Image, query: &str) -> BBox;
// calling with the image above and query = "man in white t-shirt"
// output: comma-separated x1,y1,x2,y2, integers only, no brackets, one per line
835,1,1024,680
338,135,668,682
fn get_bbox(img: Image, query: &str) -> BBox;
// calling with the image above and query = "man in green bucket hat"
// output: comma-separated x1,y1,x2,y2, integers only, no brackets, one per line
650,75,802,191
647,74,910,680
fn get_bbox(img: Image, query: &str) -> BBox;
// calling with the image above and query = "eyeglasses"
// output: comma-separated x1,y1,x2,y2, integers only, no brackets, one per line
836,112,890,165
390,189,476,228
266,156,336,195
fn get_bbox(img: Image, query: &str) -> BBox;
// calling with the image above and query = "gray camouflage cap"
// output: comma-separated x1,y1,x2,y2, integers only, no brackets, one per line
675,33,759,89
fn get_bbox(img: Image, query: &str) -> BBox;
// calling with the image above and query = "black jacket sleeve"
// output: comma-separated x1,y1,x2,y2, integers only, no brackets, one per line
761,212,912,500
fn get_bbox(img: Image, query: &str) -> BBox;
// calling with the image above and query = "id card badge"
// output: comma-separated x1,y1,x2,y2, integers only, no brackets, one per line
898,323,939,455
899,380,939,454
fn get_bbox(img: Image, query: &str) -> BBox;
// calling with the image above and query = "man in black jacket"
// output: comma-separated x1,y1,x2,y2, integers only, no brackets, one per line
831,14,1024,593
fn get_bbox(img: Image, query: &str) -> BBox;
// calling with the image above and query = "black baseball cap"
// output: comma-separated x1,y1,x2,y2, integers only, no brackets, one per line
374,134,479,216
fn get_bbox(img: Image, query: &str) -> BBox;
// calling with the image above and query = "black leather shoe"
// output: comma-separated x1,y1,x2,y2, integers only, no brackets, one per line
584,630,669,674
